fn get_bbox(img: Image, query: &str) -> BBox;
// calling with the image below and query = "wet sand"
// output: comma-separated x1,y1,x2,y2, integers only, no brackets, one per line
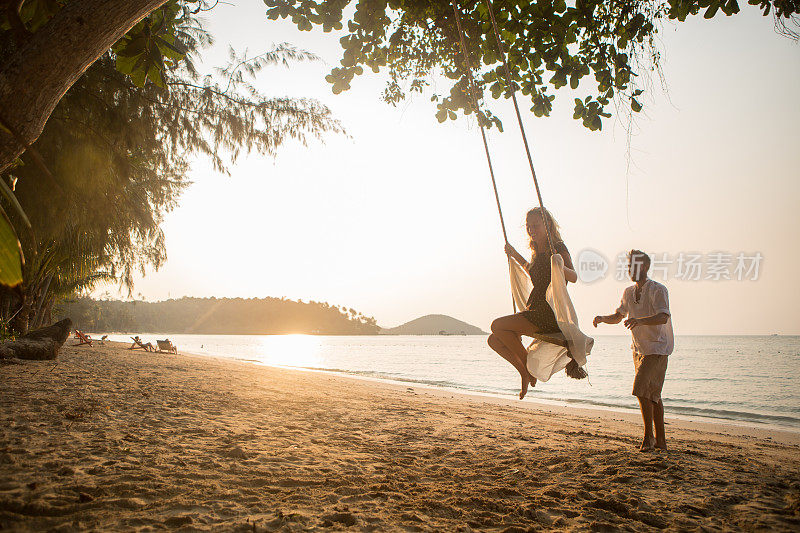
1,341,798,531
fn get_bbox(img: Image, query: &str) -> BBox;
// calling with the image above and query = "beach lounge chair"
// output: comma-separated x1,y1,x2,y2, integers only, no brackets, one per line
73,330,93,347
156,339,178,354
129,336,154,352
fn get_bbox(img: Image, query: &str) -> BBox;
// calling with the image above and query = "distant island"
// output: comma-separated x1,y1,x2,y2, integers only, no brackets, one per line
59,299,487,337
59,297,379,335
380,314,488,335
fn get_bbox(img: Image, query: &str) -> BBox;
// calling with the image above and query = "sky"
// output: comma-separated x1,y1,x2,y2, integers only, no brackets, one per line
96,3,800,335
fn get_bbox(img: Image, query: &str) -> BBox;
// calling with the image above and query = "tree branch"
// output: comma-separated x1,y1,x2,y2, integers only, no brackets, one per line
0,0,171,173
0,111,63,194
163,81,332,117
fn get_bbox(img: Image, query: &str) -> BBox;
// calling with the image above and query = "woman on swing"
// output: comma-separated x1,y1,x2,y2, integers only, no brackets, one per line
488,207,578,399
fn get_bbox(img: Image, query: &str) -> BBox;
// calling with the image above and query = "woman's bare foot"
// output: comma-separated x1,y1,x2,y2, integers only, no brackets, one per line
639,436,656,452
655,439,668,451
519,372,538,399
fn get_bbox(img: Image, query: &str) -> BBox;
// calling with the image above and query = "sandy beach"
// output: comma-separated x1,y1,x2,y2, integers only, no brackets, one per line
1,342,799,532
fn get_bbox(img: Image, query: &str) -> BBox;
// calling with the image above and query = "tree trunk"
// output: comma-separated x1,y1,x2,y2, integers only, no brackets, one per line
0,0,170,173
0,290,10,325
44,300,52,327
10,294,29,335
0,317,71,360
30,272,53,329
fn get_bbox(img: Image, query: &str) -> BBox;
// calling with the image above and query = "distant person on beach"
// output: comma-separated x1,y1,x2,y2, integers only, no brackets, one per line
593,250,674,451
489,207,577,400
130,335,155,352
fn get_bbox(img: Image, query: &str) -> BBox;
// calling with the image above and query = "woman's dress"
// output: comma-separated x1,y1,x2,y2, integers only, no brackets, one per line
519,241,569,333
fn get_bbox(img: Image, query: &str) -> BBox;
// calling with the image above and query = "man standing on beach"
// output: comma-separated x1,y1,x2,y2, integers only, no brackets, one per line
593,250,674,451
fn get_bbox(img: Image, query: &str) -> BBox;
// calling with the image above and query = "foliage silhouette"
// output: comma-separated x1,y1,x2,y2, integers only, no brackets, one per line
60,297,380,335
265,0,798,131
0,4,343,332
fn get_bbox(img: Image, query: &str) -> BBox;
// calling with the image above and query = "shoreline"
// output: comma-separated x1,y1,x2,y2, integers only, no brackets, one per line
2,341,798,531
221,356,800,447
142,337,800,441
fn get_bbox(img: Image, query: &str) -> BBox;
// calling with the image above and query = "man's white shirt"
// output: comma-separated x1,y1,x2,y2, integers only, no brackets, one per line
617,279,674,356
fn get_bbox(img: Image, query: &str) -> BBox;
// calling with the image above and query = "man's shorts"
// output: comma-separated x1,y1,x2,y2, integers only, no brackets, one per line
632,352,668,403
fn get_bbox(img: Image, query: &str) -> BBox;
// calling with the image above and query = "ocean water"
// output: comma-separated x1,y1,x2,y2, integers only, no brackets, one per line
100,333,800,431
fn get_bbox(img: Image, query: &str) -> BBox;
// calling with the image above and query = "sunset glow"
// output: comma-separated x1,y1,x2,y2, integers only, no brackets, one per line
92,4,800,335
257,334,323,368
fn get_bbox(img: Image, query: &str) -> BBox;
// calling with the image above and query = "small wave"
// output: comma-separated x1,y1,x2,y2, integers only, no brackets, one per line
300,366,800,430
297,367,464,389
545,397,800,427
660,405,800,427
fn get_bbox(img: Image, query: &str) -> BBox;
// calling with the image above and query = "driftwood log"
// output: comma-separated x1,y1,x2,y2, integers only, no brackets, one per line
0,318,72,360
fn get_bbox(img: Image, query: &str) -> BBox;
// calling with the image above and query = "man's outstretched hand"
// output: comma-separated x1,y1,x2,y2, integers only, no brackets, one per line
624,317,640,329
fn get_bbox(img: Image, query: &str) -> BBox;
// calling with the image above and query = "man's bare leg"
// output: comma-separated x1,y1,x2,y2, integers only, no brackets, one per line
637,397,656,451
653,400,667,450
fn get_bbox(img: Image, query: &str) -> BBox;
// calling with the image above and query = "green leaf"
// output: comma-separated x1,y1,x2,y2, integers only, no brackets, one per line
0,208,23,288
150,43,166,72
631,98,642,112
156,36,188,60
722,0,741,15
150,11,167,35
147,65,165,87
129,65,148,87
115,35,148,58
0,179,31,229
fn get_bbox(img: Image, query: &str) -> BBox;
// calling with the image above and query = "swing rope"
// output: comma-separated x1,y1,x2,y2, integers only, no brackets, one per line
483,0,556,255
451,1,592,381
449,0,516,312
452,1,591,380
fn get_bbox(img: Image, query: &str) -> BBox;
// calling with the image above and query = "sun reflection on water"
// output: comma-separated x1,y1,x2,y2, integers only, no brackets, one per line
257,334,323,368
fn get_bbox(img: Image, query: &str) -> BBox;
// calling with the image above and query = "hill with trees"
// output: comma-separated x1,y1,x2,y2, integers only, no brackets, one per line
59,297,379,335
380,314,487,335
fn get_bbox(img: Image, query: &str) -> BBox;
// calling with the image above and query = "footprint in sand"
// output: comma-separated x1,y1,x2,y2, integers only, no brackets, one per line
321,511,358,527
